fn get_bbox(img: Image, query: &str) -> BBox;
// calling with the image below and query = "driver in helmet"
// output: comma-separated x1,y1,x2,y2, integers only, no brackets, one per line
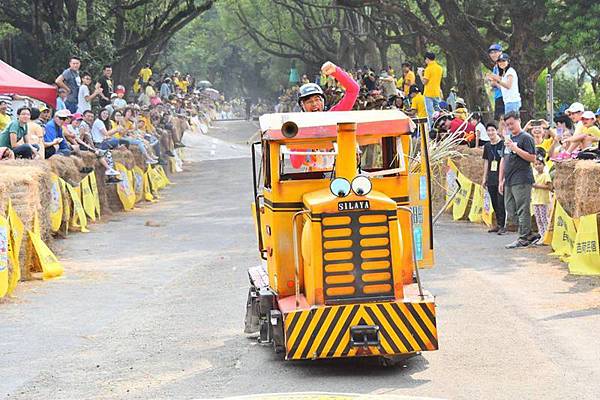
298,61,359,112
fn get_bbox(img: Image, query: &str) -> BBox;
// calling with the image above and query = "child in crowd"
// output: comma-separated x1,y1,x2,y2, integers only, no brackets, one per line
481,122,506,234
554,111,600,159
531,155,552,244
469,113,489,147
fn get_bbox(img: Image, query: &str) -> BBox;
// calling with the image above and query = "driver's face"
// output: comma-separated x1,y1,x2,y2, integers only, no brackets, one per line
302,95,324,112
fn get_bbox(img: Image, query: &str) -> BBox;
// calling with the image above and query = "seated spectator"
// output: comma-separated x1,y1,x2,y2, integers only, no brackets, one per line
113,86,128,110
65,113,120,178
91,108,126,150
558,110,600,157
44,109,73,157
0,100,11,132
38,105,51,126
56,88,68,111
0,107,38,159
28,108,46,159
470,113,489,147
112,110,158,165
439,112,477,143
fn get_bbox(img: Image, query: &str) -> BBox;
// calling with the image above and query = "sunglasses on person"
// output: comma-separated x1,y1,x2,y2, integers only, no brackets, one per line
58,116,70,121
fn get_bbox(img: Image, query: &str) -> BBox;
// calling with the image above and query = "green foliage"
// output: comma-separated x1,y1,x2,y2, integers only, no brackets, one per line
535,71,580,114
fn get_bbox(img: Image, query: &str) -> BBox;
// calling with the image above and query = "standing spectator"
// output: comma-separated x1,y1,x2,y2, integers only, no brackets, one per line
160,78,172,100
97,65,114,108
0,107,36,159
531,155,552,244
77,72,103,113
379,72,397,106
486,53,521,114
44,109,73,157
55,56,82,113
446,87,458,111
481,123,506,234
418,52,443,127
145,78,159,106
56,88,68,111
0,100,11,131
363,70,376,92
487,44,504,121
402,62,420,96
499,111,537,248
139,63,153,86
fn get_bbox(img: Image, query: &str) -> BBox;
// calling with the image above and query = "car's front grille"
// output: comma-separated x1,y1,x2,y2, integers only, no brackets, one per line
321,210,395,304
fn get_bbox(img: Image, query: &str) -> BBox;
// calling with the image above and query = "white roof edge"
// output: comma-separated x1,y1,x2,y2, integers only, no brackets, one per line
259,110,412,132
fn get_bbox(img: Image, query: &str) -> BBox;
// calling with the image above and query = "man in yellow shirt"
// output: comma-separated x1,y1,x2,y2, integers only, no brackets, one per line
0,100,11,132
139,64,153,85
401,63,416,96
418,52,443,126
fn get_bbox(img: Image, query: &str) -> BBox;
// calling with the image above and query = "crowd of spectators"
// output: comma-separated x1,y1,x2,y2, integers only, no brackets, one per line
277,47,599,251
0,57,220,180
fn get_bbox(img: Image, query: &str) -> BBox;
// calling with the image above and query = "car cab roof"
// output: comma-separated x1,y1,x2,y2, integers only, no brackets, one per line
259,110,415,141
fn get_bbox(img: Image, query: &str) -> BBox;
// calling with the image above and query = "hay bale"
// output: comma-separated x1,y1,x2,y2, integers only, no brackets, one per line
554,160,600,218
111,148,135,170
453,147,484,185
0,161,53,280
130,147,146,170
46,155,82,186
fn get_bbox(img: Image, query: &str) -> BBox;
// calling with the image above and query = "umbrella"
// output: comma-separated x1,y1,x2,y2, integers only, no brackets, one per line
202,88,220,100
197,80,212,89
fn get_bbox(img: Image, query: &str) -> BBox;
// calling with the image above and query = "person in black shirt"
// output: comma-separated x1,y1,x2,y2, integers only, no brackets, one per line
97,65,114,108
499,111,537,248
481,122,506,234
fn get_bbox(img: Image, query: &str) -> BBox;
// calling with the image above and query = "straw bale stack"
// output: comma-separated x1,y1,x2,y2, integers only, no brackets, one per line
453,147,484,185
554,160,600,218
46,155,82,185
0,161,53,279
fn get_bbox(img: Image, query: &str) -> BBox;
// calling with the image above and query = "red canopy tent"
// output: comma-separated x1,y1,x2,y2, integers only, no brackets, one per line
0,60,57,108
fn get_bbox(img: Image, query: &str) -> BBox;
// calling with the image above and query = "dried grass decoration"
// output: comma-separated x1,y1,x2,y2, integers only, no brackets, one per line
115,163,136,211
49,173,63,232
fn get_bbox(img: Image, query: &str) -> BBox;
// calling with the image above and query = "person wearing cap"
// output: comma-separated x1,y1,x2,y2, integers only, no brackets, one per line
0,107,36,159
0,100,11,132
487,44,504,121
113,86,128,110
44,109,73,157
379,71,397,106
561,110,600,154
486,53,521,115
408,84,427,119
77,71,103,113
565,102,585,135
418,52,444,127
297,61,359,112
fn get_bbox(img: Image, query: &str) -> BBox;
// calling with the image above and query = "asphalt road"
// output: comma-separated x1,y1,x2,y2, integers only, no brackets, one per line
1,120,599,400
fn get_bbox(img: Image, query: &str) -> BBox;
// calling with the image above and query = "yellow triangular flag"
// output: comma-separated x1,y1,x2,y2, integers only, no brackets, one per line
133,167,144,203
0,215,10,298
568,214,600,275
49,173,64,232
88,173,101,219
115,163,136,211
66,183,89,233
28,229,63,280
80,177,96,222
7,199,24,295
59,178,71,234
143,171,155,201
157,165,171,186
